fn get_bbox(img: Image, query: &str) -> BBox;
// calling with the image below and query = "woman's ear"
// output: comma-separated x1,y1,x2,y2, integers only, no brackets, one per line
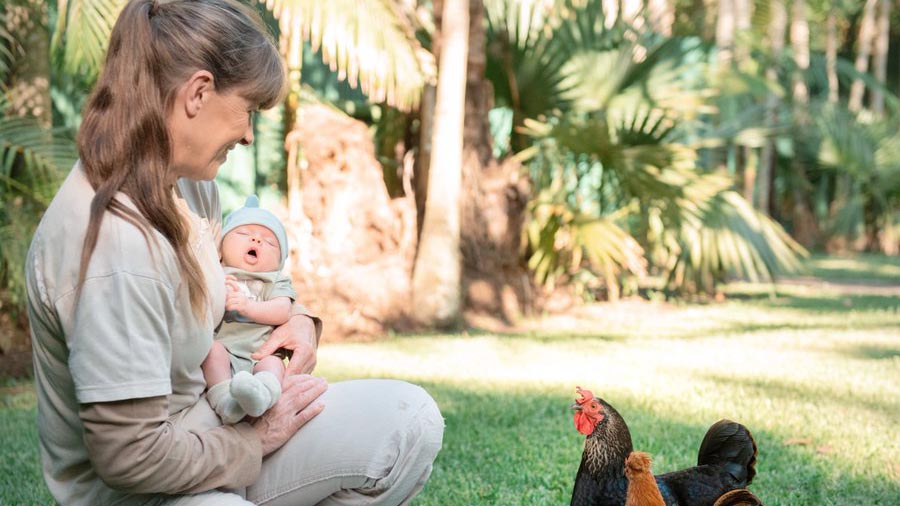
178,70,215,118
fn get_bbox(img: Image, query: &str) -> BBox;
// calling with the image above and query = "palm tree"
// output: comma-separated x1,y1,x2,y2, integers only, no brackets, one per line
486,0,807,297
411,0,469,327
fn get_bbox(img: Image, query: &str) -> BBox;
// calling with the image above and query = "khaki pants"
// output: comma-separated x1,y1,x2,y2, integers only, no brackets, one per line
153,379,444,506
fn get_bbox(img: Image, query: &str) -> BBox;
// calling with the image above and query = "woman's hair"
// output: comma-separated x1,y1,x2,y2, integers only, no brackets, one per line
77,0,286,318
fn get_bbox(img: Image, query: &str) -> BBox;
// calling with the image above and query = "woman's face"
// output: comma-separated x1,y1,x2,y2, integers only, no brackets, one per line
221,224,281,272
171,86,256,181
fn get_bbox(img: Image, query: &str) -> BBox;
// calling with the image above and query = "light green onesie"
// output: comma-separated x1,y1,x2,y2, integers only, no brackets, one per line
216,266,296,373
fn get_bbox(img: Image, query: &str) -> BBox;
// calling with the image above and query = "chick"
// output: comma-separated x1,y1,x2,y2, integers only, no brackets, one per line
625,451,665,506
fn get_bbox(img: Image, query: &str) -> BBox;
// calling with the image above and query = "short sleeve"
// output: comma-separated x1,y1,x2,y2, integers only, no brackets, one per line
176,178,222,244
270,273,297,301
65,272,176,404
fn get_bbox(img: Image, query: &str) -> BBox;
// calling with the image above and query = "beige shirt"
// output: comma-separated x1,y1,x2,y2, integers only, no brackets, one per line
26,164,259,504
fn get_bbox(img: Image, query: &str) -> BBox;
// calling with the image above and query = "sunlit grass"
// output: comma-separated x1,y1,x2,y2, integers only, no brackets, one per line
1,254,898,504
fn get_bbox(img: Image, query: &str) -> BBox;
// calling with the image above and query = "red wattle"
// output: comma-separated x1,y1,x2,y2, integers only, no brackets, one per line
574,412,595,435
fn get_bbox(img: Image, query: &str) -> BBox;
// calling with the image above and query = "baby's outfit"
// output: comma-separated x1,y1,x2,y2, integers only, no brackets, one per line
207,196,295,424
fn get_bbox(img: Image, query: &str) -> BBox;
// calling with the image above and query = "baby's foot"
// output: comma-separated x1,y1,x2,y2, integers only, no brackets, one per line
206,381,247,424
231,371,281,417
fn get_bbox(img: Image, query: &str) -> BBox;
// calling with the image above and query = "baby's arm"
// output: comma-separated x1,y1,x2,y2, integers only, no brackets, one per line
226,292,293,326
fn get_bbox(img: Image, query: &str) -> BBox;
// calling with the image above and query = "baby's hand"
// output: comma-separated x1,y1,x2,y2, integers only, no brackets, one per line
225,277,249,314
225,289,250,314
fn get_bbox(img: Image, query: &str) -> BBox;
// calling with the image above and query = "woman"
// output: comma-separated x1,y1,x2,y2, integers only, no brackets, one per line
25,1,443,504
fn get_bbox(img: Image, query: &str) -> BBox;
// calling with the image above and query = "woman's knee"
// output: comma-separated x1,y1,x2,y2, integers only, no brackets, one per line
380,381,445,477
404,382,444,454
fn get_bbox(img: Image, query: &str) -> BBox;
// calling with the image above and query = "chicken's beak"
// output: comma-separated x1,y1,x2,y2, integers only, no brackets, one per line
570,403,583,411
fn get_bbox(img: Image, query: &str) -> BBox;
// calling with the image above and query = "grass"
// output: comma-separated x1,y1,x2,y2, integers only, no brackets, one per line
2,253,898,505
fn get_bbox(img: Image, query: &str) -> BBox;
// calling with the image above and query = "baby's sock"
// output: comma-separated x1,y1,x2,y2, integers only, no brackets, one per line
231,370,281,417
206,381,247,424
255,371,282,409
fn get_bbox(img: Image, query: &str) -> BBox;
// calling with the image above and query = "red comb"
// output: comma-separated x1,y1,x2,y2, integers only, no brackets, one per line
575,386,593,405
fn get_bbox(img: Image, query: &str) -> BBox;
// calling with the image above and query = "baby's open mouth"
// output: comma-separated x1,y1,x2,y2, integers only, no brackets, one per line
244,247,259,264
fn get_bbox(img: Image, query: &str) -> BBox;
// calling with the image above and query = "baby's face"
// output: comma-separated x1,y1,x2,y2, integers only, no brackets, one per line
221,224,281,272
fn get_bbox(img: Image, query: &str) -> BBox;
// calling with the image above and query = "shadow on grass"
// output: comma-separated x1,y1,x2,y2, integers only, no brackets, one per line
808,253,900,283
723,289,900,313
840,343,900,361
464,327,630,344
762,294,900,313
698,373,897,423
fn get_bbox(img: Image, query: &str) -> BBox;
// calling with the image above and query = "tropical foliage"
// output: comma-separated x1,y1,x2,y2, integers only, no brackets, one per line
1,1,76,317
1,0,898,327
485,0,812,298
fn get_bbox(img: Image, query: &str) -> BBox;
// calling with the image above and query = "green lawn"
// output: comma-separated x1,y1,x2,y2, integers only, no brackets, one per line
2,253,899,505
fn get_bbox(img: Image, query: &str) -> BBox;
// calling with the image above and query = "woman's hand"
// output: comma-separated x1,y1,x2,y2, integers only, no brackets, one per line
252,313,319,375
252,374,327,456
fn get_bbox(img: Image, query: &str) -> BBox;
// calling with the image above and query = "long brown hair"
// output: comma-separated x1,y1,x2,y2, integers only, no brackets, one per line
77,0,286,318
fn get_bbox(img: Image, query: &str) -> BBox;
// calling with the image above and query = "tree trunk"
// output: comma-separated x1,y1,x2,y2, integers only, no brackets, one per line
279,5,306,223
647,0,673,36
789,0,817,248
414,0,443,241
757,0,787,215
870,0,891,116
414,84,436,239
849,0,877,112
715,0,735,67
6,0,51,126
733,0,751,64
790,0,810,104
411,0,469,327
460,0,530,325
825,9,839,104
287,105,418,339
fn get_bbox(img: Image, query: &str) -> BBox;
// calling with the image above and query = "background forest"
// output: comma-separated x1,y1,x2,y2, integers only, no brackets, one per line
1,2,899,505
1,0,899,351
1,0,899,354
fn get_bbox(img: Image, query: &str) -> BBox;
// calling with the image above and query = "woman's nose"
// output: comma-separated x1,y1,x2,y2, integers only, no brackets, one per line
239,118,254,146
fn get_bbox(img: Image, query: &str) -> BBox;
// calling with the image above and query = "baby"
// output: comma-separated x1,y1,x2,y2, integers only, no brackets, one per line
202,195,296,424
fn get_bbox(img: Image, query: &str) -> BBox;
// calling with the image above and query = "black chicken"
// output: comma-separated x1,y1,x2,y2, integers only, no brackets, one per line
571,387,760,506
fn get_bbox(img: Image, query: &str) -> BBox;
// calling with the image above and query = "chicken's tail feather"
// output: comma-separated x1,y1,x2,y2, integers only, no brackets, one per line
697,419,757,486
712,488,763,506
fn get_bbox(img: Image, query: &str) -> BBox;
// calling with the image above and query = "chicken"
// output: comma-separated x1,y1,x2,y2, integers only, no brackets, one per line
570,387,760,506
625,451,665,506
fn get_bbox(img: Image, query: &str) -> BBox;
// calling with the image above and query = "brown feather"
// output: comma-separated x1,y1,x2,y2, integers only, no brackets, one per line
625,451,666,506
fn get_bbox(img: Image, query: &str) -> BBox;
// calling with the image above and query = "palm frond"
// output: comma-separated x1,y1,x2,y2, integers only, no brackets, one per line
0,102,75,313
0,115,76,204
264,0,435,112
667,189,808,294
51,0,124,78
525,186,646,292
0,7,21,81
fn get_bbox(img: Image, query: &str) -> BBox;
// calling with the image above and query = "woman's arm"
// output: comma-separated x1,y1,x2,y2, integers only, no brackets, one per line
81,396,261,494
81,374,327,494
